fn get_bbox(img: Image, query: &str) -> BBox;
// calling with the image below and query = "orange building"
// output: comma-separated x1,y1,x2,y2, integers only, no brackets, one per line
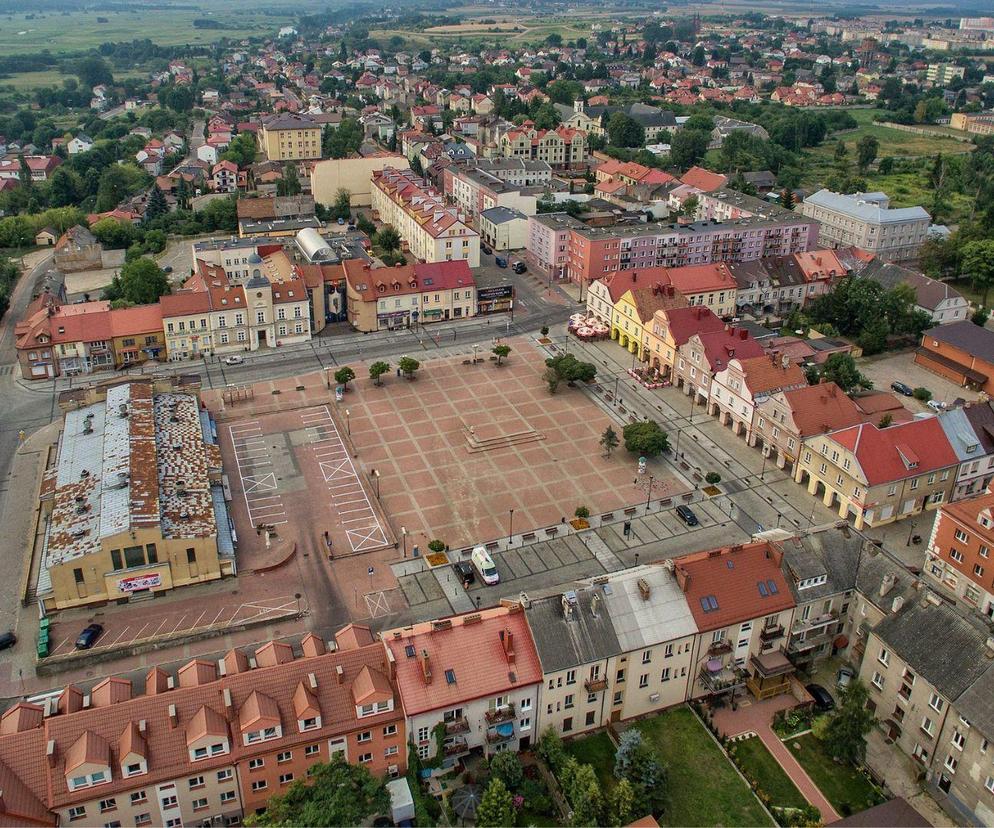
925,491,994,620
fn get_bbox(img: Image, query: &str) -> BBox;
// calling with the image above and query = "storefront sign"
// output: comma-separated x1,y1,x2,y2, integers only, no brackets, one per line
477,285,514,301
117,573,162,592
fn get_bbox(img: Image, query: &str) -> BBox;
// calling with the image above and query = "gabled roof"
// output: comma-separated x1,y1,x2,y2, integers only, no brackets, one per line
238,690,281,732
677,541,795,632
923,320,994,366
654,306,725,347
666,262,738,294
186,705,229,746
827,418,957,485
734,355,807,395
778,383,865,437
679,166,728,192
691,327,764,373
65,730,110,773
351,665,394,706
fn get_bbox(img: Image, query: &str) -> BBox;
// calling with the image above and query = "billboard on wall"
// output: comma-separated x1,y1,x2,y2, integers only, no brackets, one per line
117,573,162,592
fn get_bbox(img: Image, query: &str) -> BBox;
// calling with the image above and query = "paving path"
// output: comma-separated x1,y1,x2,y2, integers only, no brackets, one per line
757,726,841,823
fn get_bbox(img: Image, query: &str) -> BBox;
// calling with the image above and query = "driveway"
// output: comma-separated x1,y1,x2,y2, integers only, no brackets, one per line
858,349,979,410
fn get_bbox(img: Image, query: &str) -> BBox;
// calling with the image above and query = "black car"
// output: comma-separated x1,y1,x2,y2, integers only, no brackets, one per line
453,561,475,586
480,243,493,256
512,261,527,274
891,381,914,396
75,623,104,650
806,683,836,712
0,631,16,651
675,505,699,526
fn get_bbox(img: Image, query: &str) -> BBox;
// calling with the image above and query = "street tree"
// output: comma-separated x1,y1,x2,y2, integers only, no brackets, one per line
104,258,169,306
823,680,875,765
369,361,390,386
398,356,420,379
543,366,561,395
622,420,669,457
475,777,515,828
332,188,352,221
334,366,356,390
545,353,596,385
492,344,511,365
600,425,619,457
244,756,388,827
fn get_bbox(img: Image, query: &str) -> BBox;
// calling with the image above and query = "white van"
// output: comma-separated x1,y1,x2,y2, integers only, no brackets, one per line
471,545,500,585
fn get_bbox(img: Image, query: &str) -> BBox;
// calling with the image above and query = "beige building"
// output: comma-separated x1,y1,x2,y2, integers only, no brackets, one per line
37,381,235,611
525,566,699,737
257,114,322,162
795,418,958,530
371,167,479,267
799,190,931,263
926,63,966,85
310,153,410,207
479,207,529,251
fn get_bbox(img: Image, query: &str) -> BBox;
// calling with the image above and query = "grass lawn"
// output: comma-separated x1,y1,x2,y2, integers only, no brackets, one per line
731,737,809,811
787,734,885,816
564,730,617,792
635,707,774,827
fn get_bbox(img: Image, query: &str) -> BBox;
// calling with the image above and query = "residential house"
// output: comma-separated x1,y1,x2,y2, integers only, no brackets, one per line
924,491,994,619
862,260,969,325
674,327,765,413
795,418,959,530
257,114,322,161
382,606,543,764
612,284,685,360
710,354,807,445
643,306,725,377
936,403,994,501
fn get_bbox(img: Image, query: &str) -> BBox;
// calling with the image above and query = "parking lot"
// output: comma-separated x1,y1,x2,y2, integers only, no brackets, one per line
859,349,980,410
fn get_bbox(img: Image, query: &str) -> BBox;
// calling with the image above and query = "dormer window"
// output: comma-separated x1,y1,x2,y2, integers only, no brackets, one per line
357,699,394,718
190,742,228,761
299,716,321,732
68,769,109,791
124,761,146,777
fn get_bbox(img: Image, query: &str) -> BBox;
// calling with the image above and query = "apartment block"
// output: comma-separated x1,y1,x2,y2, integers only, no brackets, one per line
799,190,931,262
925,491,994,619
0,629,406,827
926,63,966,85
499,124,586,168
257,114,322,161
371,167,480,267
442,159,550,220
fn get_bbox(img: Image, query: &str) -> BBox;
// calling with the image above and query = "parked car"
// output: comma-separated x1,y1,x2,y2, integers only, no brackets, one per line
806,683,836,711
337,217,346,225
495,256,508,268
512,261,527,274
0,631,16,651
75,623,104,650
836,666,855,690
927,399,946,412
471,545,500,585
223,355,244,365
453,561,475,586
162,265,173,274
480,243,493,256
891,381,914,396
675,505,699,526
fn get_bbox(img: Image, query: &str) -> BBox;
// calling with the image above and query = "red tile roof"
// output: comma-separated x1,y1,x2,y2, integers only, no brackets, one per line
677,541,795,632
736,355,807,395
657,306,725,347
679,166,728,192
693,328,764,372
828,418,957,486
666,263,738,295
779,383,865,437
383,606,542,716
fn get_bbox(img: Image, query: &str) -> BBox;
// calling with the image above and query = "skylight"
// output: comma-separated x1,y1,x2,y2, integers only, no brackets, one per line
445,669,456,685
699,595,719,612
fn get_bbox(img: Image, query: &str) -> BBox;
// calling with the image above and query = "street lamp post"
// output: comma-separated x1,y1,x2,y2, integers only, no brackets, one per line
373,469,381,498
645,475,654,511
401,526,407,558
760,450,767,481
345,409,351,436
906,520,917,547
508,508,514,547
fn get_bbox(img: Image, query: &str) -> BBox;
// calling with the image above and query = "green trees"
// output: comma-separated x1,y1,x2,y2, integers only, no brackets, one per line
823,680,875,765
334,366,356,389
614,729,667,817
489,750,524,791
856,135,879,172
606,112,645,148
811,353,872,393
369,361,390,386
221,133,257,167
332,188,352,221
76,55,113,89
144,185,168,222
91,217,139,249
622,421,669,457
278,164,302,196
399,356,420,379
600,425,619,457
544,353,597,386
962,240,994,306
543,366,561,395
492,344,511,365
374,225,401,253
104,258,170,306
95,164,149,212
670,129,711,170
476,777,515,828
324,118,364,159
560,758,603,827
244,756,388,827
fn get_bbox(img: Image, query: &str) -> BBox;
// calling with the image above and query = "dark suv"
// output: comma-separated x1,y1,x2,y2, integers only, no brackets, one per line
675,505,699,526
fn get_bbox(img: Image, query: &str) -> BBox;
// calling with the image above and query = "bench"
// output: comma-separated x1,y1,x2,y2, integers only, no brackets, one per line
485,542,500,551
624,507,637,516
545,527,558,536
601,512,614,521
522,532,536,541
462,359,472,365
660,498,672,507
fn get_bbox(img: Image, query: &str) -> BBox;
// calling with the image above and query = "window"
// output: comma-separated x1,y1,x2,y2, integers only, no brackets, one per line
249,758,264,770
563,717,573,732
217,769,233,783
300,716,319,731
566,669,576,685
944,754,958,773
871,671,884,690
125,762,145,777
69,807,87,821
279,773,294,785
520,717,531,731
130,792,147,805
664,644,673,658
188,776,204,790
955,529,969,542
616,669,625,684
921,716,935,737
878,647,890,666
359,753,373,764
660,668,671,682
385,745,399,757
305,744,320,756
638,674,649,688
564,694,574,709
220,791,236,803
192,798,208,811
929,693,945,713
358,731,372,743
135,815,152,826
642,650,652,664
985,776,994,795
99,799,117,813
520,698,532,712
383,724,398,737
277,751,292,763
952,731,966,751
251,780,268,792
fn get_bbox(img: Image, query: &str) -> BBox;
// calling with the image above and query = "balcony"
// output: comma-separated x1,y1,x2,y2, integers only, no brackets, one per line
787,624,839,655
708,640,733,656
760,625,785,643
486,723,514,744
485,703,515,724
443,737,469,757
699,662,747,695
444,717,470,735
585,676,608,693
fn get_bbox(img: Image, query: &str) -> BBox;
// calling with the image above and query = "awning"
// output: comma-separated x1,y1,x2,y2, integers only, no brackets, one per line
834,634,849,649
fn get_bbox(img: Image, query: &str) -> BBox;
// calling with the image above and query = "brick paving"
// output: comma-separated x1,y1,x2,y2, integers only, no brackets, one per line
713,695,841,823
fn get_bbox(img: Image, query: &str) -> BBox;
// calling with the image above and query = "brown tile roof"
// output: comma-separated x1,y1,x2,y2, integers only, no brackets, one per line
238,691,281,732
255,641,294,667
186,705,228,746
335,624,374,650
780,383,865,437
737,355,807,395
351,666,394,706
118,722,147,763
0,704,44,737
90,677,132,708
65,730,110,774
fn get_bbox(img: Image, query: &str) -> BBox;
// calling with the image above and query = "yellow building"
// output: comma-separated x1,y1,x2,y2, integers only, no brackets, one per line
38,381,236,611
612,285,685,360
257,114,322,162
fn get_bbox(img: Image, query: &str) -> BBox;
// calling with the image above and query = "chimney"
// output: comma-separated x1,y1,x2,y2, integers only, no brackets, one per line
223,688,233,715
46,740,56,768
878,573,896,598
891,596,904,614
387,647,397,680
308,672,318,690
336,665,345,685
168,704,178,729
217,660,227,677
501,629,515,662
675,565,690,593
138,719,146,734
420,649,432,683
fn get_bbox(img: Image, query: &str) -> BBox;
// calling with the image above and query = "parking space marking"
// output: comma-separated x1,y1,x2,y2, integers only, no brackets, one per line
228,421,287,527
